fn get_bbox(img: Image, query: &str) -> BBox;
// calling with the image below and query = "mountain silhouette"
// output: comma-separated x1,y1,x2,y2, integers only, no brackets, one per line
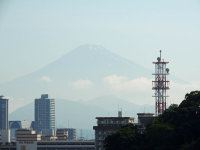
10,96,154,131
0,44,151,106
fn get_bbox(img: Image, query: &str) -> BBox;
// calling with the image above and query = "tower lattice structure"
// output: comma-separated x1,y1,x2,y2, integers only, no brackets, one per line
152,50,170,115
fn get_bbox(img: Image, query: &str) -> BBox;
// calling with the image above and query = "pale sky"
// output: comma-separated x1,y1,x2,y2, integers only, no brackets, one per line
0,0,200,83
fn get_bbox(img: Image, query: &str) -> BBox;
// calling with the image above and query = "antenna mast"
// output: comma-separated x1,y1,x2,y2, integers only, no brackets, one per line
152,50,170,115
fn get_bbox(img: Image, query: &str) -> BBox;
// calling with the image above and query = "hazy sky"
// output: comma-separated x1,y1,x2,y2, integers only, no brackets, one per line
0,0,200,83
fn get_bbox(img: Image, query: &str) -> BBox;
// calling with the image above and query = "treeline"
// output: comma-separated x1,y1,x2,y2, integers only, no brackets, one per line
104,91,200,150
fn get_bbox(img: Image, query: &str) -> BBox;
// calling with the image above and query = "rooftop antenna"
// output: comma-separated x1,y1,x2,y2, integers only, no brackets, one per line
160,50,162,59
118,107,122,117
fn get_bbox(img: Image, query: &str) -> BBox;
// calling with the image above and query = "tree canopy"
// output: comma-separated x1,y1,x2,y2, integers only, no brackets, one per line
104,91,200,150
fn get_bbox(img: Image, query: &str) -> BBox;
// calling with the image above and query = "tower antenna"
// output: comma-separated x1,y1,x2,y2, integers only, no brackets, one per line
152,50,170,115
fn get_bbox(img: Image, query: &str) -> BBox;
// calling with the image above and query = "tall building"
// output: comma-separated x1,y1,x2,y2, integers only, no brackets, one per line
93,111,134,150
0,96,10,144
35,94,55,136
0,96,8,130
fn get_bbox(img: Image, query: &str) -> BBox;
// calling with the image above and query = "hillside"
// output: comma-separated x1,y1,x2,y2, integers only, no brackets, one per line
10,96,154,129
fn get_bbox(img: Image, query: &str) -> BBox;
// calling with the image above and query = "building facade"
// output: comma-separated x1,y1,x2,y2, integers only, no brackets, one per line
2,141,95,150
56,129,68,140
37,141,95,150
137,113,154,125
93,112,134,150
57,128,77,140
0,95,10,144
16,129,41,142
9,121,33,141
15,130,94,150
34,94,55,136
16,129,41,150
137,113,154,133
0,96,9,130
0,129,10,144
15,140,94,150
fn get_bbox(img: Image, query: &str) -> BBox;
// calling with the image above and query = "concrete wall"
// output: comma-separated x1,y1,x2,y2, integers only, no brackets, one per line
16,141,37,150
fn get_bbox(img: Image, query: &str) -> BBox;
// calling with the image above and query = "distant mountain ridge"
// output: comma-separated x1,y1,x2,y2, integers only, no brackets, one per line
5,44,182,138
33,44,150,79
10,95,154,129
0,44,152,107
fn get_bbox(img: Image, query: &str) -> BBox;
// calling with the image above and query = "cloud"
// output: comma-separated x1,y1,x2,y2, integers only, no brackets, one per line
169,81,200,104
103,75,151,92
103,74,200,105
103,75,152,104
41,76,53,83
69,80,94,89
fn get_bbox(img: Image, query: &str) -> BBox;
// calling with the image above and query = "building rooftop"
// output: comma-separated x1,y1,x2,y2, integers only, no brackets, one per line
41,94,48,99
137,113,154,116
96,117,134,119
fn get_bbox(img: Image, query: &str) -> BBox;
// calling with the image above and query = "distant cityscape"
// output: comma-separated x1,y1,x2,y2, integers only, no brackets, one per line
0,52,168,150
0,94,154,150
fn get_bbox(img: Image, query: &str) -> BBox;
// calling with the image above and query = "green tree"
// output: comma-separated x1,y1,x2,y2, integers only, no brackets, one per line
104,124,143,150
104,91,200,150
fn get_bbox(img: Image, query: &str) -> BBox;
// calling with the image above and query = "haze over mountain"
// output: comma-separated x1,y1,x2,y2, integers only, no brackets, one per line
0,44,154,112
10,96,154,139
3,44,194,137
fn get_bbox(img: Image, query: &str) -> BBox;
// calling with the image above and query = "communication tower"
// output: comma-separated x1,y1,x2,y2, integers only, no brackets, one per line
152,50,170,115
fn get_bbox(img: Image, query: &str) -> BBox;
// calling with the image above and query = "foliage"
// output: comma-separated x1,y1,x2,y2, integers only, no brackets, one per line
104,124,143,150
104,91,200,150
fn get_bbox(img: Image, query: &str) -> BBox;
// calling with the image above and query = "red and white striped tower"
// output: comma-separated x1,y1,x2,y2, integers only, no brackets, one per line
152,50,170,115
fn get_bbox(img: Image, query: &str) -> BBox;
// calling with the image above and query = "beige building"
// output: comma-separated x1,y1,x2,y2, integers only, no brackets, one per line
93,111,134,150
15,129,94,150
56,129,68,140
16,129,41,150
16,129,41,142
41,136,57,141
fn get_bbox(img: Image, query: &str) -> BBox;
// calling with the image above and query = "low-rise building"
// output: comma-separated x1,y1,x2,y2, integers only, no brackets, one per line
9,121,33,141
93,111,134,150
57,128,76,140
13,140,94,150
15,129,94,150
37,140,95,150
56,129,68,140
137,113,154,133
137,113,154,125
41,136,57,141
16,129,41,150
16,129,41,142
